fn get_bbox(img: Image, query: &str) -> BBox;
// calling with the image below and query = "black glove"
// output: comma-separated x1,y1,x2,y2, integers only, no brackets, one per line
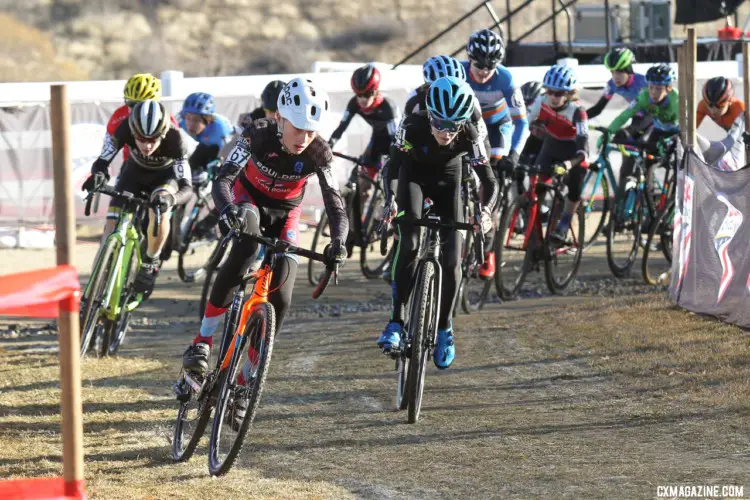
513,165,526,183
497,150,520,175
218,204,242,235
324,238,347,265
151,192,175,213
82,172,108,192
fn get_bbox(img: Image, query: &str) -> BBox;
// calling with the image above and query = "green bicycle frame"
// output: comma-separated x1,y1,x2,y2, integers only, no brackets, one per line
83,210,143,322
582,144,620,214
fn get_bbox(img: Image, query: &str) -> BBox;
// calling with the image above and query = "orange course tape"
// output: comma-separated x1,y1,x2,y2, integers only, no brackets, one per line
0,265,80,319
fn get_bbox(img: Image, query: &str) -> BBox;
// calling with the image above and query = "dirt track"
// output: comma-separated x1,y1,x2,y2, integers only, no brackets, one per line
0,237,748,499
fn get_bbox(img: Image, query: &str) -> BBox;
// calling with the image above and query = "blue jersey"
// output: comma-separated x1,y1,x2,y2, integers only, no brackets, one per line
179,113,234,148
461,61,529,153
603,73,647,103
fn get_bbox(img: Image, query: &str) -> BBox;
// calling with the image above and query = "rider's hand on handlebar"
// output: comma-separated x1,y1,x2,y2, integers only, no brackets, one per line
151,192,175,213
82,171,108,192
324,238,348,266
219,204,243,235
551,161,569,177
497,150,520,174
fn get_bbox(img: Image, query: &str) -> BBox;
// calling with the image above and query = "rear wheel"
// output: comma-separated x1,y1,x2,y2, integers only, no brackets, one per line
606,186,644,278
642,200,675,285
544,194,585,293
580,169,610,249
460,231,491,313
80,238,118,358
360,188,392,278
407,261,437,424
494,196,533,300
208,302,276,476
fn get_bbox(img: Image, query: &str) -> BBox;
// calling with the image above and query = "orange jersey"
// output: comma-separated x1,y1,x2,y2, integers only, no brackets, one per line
697,97,745,131
106,105,180,162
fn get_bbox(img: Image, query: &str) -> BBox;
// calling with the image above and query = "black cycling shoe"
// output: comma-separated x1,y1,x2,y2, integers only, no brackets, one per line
182,342,210,375
227,384,248,432
135,258,159,298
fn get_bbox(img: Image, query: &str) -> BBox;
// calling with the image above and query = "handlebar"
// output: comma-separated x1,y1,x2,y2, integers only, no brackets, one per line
213,229,339,299
332,151,363,165
85,185,161,237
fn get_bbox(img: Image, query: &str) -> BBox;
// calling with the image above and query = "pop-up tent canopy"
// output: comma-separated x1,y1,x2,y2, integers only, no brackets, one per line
675,0,745,25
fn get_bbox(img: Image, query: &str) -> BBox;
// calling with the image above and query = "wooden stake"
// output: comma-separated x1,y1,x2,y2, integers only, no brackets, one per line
677,43,687,145
686,28,697,149
743,42,750,158
50,84,85,497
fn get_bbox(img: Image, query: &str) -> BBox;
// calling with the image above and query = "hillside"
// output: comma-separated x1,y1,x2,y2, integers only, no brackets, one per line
2,0,748,82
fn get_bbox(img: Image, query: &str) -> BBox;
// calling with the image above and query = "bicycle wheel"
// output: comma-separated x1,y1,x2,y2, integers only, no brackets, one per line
407,261,437,424
80,238,118,358
580,169,610,249
642,200,675,285
199,239,232,321
208,302,276,476
108,245,139,356
171,374,213,462
645,160,674,216
307,212,331,287
494,196,533,300
177,203,220,283
360,188,392,278
606,187,644,278
544,196,585,293
460,231,491,313
395,353,410,411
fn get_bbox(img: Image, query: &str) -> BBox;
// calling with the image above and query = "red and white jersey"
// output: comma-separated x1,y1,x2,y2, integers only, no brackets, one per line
527,96,589,157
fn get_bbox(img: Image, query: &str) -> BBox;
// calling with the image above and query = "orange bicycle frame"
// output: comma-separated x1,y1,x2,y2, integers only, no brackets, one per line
219,263,273,371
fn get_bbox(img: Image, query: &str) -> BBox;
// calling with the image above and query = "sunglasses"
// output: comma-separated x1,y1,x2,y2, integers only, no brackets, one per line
471,59,497,71
546,90,567,98
429,116,464,133
135,134,160,144
356,91,376,98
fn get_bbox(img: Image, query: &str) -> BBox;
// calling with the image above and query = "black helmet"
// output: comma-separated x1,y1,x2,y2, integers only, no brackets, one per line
261,80,286,112
521,81,544,106
645,64,676,86
466,29,505,66
603,47,635,71
703,76,734,108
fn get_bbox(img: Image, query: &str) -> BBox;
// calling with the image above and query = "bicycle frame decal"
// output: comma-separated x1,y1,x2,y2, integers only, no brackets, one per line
714,194,743,304
220,265,272,371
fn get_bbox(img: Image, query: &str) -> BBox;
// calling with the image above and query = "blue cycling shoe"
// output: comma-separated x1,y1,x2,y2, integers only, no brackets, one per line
433,326,455,369
377,321,402,352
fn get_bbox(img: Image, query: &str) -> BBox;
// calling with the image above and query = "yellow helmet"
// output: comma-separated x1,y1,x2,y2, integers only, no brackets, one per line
123,73,162,103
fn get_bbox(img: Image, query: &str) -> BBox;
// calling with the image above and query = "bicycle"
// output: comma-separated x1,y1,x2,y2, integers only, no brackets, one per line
580,126,620,249
79,186,161,358
175,164,221,283
605,141,667,278
171,229,337,476
456,157,491,314
381,212,482,423
494,163,585,299
308,151,393,285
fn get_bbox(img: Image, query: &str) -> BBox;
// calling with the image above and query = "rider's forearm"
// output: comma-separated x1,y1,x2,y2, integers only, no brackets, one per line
212,161,242,213
317,167,349,241
475,162,499,212
586,97,609,120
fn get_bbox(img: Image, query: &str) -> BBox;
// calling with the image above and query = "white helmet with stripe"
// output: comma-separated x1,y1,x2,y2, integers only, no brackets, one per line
277,77,330,132
129,99,170,139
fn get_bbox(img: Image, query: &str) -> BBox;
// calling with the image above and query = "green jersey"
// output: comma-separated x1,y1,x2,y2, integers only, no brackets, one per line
608,88,680,133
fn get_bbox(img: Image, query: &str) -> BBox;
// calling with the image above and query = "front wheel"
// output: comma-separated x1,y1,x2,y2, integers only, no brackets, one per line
642,200,675,285
544,195,585,293
80,238,118,358
606,187,643,278
406,261,437,424
208,302,276,476
171,373,213,462
108,244,140,356
494,196,534,300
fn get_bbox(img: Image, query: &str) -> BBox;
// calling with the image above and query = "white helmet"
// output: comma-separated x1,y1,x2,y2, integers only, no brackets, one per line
277,77,330,132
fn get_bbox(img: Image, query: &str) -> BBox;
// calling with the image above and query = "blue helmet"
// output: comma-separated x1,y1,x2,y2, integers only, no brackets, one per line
182,92,215,116
645,64,676,86
543,65,577,92
426,76,475,122
423,55,466,84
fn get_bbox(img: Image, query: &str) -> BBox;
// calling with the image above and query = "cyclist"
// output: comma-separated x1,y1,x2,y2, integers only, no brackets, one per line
462,28,529,278
604,63,680,201
237,80,286,130
526,65,590,242
328,64,401,182
106,74,183,164
181,78,349,420
377,76,498,369
587,48,650,132
696,77,746,171
404,55,467,115
519,80,545,162
82,100,193,295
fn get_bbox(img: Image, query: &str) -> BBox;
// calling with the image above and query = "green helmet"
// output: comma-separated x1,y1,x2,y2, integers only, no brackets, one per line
604,47,635,71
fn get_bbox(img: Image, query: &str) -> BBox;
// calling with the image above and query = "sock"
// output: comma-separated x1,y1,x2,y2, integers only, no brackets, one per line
146,250,158,260
194,302,228,345
560,212,572,226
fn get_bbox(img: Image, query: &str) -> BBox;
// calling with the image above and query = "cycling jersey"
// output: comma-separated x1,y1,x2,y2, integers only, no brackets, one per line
527,96,590,163
404,85,428,115
697,97,745,131
214,117,347,241
696,98,746,171
106,105,180,162
587,73,648,120
608,88,680,134
461,61,529,153
180,113,234,149
330,94,401,142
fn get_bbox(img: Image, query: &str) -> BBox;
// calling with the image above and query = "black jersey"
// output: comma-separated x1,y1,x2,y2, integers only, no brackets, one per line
330,94,401,141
